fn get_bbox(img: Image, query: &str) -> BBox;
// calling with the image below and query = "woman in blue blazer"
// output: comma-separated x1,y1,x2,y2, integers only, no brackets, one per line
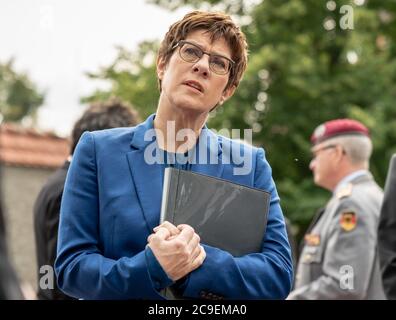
55,11,293,299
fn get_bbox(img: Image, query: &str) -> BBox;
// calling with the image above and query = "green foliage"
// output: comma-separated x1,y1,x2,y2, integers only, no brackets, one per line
0,59,44,122
148,0,249,15
83,0,396,241
82,41,160,120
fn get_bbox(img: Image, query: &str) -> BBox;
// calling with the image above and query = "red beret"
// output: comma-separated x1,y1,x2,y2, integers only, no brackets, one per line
311,119,370,145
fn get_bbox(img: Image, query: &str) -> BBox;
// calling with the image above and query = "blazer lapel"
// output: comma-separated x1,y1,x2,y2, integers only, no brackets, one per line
126,114,163,233
126,150,163,233
126,116,224,232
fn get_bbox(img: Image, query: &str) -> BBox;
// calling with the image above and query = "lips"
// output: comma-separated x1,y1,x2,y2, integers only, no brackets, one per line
183,80,204,93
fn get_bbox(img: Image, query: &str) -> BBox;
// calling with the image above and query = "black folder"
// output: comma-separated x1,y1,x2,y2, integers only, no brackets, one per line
160,167,270,257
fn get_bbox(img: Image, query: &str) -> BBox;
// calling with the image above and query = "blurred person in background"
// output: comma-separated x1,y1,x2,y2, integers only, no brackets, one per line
378,154,396,299
33,99,140,300
288,119,385,299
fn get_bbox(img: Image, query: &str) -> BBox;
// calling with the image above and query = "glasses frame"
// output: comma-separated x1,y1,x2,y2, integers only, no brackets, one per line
311,144,337,160
172,40,235,75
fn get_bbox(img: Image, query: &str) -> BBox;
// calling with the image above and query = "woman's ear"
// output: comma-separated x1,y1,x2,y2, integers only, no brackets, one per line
220,85,236,104
156,56,167,80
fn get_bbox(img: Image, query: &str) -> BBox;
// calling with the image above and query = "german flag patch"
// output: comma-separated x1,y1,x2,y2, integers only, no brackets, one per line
340,211,357,231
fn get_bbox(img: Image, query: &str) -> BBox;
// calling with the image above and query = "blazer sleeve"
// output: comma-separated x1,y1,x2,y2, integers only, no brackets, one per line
180,148,294,299
54,132,165,299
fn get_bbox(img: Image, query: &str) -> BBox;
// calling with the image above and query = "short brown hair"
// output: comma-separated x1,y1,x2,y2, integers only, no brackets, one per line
157,11,248,91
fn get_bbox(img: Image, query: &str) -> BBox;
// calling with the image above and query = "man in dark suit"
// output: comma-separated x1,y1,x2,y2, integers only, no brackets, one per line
33,99,140,299
378,154,396,299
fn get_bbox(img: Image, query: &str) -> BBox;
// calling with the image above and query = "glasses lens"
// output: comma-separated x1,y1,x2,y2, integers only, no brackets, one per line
178,41,232,75
210,55,229,75
180,43,202,63
312,145,336,159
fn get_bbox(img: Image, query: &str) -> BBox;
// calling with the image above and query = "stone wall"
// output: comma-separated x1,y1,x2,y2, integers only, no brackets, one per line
2,165,54,291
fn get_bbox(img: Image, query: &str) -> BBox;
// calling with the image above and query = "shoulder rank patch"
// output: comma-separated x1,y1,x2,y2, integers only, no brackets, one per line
336,183,353,199
340,211,357,231
304,233,320,246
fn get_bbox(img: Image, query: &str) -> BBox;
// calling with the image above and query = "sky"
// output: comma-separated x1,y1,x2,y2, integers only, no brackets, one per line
0,0,190,136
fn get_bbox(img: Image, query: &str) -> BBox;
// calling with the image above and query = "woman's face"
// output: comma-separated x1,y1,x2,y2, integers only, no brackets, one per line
157,29,236,114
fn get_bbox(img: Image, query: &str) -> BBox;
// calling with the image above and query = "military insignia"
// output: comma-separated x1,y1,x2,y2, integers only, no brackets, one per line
340,211,357,231
336,183,353,199
313,124,326,141
304,233,320,246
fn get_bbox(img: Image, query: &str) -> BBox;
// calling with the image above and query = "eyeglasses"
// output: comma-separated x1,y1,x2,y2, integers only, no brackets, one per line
311,144,337,160
173,40,235,75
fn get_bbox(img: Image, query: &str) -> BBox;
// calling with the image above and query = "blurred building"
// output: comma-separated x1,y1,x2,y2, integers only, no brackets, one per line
0,123,69,290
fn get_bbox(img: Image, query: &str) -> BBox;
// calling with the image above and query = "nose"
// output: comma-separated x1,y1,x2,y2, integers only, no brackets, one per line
309,158,316,171
192,54,210,77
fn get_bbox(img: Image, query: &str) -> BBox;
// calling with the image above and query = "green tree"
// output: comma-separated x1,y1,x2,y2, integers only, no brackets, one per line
148,0,251,15
0,59,44,122
82,41,160,120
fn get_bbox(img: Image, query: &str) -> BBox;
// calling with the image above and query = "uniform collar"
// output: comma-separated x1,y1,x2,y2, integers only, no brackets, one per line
333,169,370,195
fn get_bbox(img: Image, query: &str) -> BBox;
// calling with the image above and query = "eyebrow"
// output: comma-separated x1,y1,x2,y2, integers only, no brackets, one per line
184,40,232,61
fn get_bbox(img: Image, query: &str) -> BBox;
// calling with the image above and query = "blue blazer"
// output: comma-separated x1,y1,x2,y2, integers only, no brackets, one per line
55,114,293,299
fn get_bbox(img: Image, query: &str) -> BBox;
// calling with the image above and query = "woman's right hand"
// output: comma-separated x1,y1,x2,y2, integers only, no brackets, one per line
147,222,206,281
